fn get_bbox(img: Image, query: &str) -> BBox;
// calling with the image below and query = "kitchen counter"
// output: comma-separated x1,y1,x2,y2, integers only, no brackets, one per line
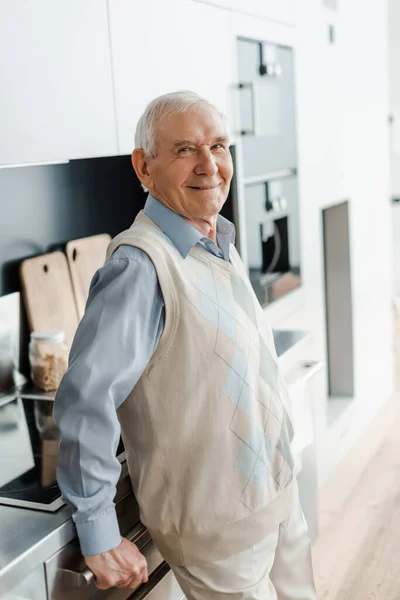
0,328,309,596
0,499,74,593
17,330,310,401
0,460,137,596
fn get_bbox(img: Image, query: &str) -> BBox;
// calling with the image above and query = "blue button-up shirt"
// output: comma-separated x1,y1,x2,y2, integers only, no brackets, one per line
53,194,235,556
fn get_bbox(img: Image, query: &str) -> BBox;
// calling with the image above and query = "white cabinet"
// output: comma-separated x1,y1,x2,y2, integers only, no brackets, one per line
286,360,325,543
108,0,235,154
392,201,400,304
232,0,295,24
191,0,296,25
191,0,231,7
0,0,117,166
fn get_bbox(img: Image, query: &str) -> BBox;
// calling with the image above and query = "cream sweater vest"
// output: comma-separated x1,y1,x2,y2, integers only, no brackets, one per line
106,211,298,566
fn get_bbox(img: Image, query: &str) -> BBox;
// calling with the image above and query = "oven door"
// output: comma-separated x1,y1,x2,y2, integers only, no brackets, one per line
244,174,301,306
237,38,297,177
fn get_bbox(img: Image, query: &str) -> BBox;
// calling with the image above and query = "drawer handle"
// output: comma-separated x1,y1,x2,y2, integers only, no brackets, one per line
57,522,152,588
129,562,171,600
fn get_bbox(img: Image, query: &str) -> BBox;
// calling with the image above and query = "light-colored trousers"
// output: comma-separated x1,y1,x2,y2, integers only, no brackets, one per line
171,497,318,600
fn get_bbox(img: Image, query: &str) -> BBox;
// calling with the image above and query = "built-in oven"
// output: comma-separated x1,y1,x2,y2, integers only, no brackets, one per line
243,171,301,307
235,37,301,307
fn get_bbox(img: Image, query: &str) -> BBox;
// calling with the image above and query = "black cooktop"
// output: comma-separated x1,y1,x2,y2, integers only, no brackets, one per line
0,396,124,512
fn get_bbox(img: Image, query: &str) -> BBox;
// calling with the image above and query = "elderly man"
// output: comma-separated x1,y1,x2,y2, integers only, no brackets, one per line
54,90,318,599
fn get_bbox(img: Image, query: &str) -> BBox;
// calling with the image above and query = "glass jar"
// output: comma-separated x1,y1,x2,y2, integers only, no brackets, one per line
29,331,69,391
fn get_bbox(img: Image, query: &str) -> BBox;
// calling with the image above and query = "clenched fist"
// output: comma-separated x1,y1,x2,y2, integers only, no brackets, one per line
84,537,149,590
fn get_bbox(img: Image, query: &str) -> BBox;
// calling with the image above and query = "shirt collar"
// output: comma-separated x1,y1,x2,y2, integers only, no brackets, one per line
143,193,235,260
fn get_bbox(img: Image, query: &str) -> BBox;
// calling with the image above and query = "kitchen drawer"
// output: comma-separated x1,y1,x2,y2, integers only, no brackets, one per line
128,568,184,600
2,563,47,600
45,521,163,600
287,360,324,456
286,360,324,543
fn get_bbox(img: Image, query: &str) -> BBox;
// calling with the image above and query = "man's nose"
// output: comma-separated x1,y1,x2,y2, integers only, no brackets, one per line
194,148,218,176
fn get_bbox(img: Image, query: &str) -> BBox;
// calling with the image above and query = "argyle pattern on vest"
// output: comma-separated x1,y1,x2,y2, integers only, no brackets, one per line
183,250,295,511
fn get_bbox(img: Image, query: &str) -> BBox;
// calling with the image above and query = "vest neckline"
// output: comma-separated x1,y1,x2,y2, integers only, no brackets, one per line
137,209,239,275
190,244,239,275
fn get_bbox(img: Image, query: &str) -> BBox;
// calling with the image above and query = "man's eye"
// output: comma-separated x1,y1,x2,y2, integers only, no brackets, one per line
212,144,224,150
179,147,191,153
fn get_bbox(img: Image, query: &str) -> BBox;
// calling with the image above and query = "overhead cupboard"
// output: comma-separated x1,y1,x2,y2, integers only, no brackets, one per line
106,0,235,154
0,0,297,167
0,0,117,166
190,0,296,25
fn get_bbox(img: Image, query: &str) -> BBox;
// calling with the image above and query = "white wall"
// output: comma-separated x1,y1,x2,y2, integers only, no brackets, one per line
278,0,394,481
388,0,400,195
388,0,400,301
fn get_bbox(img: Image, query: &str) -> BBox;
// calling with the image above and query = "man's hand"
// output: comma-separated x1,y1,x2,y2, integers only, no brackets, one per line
84,537,149,590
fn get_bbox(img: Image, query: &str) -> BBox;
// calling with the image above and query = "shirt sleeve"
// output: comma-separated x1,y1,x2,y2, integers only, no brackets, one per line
53,245,165,556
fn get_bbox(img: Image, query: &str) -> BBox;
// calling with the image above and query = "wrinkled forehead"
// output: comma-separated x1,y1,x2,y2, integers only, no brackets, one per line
156,104,228,150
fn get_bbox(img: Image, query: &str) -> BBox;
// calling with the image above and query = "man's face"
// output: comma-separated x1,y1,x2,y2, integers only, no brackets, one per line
140,104,233,219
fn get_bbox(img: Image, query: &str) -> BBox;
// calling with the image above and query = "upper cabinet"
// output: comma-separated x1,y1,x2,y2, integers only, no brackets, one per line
108,0,235,154
0,0,117,166
232,0,295,24
191,0,295,25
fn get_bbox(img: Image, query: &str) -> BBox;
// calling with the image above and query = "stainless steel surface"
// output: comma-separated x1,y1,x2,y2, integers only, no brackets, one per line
3,562,47,600
18,381,57,401
0,501,75,596
237,38,297,177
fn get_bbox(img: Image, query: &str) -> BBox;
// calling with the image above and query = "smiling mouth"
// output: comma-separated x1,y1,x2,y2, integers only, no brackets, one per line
187,184,221,190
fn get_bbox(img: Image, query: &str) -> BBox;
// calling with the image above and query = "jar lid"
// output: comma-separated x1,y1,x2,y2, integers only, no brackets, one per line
30,330,65,343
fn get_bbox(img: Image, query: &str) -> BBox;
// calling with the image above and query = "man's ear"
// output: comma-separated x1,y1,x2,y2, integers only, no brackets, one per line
131,149,153,190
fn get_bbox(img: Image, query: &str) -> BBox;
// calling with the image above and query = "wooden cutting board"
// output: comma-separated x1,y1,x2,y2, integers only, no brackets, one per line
20,251,79,347
66,233,111,319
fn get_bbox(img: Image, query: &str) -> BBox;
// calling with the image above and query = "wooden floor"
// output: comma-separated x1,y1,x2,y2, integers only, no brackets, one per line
311,314,400,599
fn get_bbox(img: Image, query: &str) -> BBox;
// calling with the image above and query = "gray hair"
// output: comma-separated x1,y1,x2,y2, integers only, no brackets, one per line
134,90,227,159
